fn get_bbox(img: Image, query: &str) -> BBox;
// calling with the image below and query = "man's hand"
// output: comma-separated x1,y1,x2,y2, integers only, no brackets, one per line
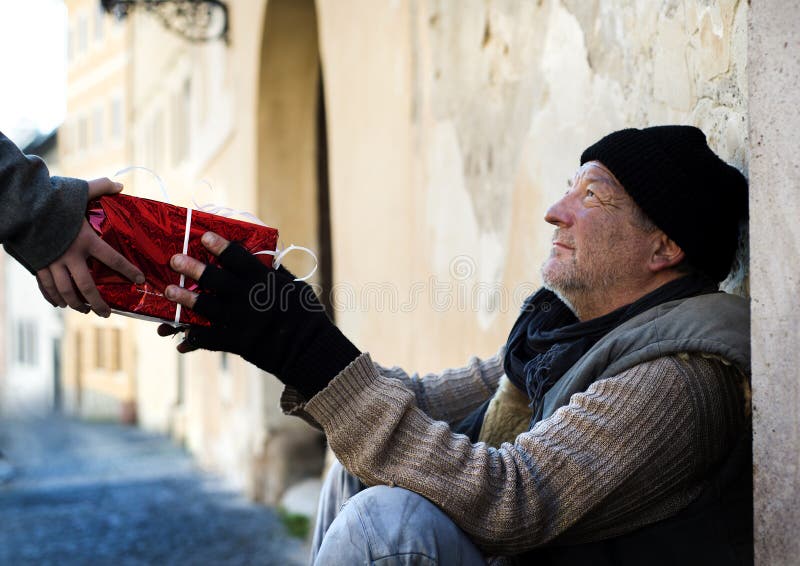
36,178,145,317
159,232,360,398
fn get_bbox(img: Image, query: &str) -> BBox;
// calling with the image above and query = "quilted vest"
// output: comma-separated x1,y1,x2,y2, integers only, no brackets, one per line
509,293,752,565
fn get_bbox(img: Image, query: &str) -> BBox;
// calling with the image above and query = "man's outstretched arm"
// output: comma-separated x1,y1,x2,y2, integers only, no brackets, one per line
371,350,505,425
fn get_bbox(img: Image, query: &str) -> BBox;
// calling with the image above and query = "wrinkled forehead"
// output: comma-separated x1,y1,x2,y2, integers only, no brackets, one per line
572,161,626,193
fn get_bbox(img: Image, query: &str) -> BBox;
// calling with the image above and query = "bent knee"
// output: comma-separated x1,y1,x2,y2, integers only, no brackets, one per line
349,484,436,515
345,485,459,541
318,486,485,565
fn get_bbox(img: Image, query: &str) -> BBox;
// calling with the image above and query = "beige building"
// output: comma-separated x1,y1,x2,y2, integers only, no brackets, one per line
60,0,327,503
1,133,65,418
59,0,138,422
59,0,799,559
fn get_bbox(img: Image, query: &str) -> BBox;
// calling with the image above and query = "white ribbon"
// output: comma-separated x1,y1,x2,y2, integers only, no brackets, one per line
254,244,319,282
114,166,189,324
192,202,267,227
174,207,193,324
114,166,171,202
192,183,318,281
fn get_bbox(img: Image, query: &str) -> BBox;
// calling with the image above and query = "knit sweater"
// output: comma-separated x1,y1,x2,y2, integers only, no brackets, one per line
282,349,747,556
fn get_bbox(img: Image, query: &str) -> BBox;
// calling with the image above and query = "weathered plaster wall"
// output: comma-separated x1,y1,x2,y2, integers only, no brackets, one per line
749,2,800,563
319,0,748,370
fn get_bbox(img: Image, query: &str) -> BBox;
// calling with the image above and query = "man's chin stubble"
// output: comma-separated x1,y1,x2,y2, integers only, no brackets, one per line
541,264,582,316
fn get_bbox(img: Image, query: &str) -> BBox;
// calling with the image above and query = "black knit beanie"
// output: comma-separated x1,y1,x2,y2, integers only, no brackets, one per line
580,125,748,282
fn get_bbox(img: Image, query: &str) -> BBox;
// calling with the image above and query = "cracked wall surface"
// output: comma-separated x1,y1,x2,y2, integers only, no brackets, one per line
319,0,748,370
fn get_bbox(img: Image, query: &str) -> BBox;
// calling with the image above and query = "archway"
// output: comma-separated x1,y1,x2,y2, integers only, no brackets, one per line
257,0,332,310
255,0,330,505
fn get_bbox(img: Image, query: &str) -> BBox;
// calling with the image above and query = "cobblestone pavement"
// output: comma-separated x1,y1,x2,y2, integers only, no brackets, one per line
0,416,308,566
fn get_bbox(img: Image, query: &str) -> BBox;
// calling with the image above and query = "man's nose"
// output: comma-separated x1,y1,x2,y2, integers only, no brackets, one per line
544,195,573,227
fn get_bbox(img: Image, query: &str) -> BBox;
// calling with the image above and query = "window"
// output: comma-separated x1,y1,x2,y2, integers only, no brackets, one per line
15,320,38,366
67,25,74,63
182,78,191,146
110,328,122,372
78,15,88,54
111,97,123,139
172,78,191,166
60,121,72,157
93,106,103,146
78,116,88,152
149,110,164,171
219,352,231,402
94,327,105,369
94,5,105,42
75,331,83,382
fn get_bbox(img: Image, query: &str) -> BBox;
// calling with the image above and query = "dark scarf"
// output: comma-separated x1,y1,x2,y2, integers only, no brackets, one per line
504,273,718,422
453,273,717,441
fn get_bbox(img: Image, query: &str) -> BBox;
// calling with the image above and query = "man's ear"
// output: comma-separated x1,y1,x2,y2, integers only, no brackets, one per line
648,232,685,273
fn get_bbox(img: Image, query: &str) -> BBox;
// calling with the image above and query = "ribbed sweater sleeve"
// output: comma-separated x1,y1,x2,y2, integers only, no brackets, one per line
280,349,505,431
0,131,88,272
300,352,746,555
373,347,506,424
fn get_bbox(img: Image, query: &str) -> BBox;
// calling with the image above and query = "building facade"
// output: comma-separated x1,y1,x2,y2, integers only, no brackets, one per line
57,1,800,559
60,0,327,503
0,133,65,418
60,0,138,422
63,0,752,502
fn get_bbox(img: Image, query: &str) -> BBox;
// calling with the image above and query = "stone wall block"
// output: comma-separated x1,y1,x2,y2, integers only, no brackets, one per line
749,1,800,563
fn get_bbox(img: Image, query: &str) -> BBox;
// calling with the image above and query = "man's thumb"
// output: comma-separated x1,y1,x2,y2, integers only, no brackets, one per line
87,177,124,200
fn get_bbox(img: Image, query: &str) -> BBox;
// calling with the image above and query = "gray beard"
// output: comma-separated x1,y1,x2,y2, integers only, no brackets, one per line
540,255,625,319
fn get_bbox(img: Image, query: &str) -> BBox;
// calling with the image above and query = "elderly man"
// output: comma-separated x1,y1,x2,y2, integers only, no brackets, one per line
162,125,751,565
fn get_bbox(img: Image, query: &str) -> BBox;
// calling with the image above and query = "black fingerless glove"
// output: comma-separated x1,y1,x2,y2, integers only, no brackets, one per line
184,243,360,399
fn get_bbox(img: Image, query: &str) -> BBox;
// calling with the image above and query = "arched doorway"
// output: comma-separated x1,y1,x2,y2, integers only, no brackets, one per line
257,0,332,311
255,0,330,505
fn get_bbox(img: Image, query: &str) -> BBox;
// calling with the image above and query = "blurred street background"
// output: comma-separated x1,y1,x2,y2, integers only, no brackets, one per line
0,416,307,565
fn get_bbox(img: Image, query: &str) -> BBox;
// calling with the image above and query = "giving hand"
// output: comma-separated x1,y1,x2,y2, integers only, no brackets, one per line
36,178,145,317
159,232,360,398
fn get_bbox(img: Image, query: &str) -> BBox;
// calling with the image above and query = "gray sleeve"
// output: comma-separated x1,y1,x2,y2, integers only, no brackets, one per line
0,130,88,272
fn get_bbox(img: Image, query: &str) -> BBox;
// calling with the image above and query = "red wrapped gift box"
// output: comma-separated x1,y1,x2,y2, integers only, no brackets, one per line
86,193,279,325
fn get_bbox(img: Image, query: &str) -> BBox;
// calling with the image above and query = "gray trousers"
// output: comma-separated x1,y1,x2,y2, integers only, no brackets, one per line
311,461,489,565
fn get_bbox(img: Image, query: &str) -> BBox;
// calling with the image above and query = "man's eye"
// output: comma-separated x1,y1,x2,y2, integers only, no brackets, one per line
586,189,595,198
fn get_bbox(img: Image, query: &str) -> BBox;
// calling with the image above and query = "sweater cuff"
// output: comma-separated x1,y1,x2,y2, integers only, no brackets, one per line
304,352,407,429
279,386,324,430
